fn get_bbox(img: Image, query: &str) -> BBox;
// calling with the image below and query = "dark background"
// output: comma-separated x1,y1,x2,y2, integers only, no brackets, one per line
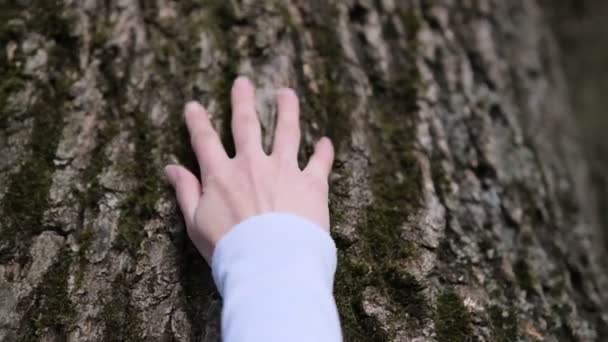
548,0,608,236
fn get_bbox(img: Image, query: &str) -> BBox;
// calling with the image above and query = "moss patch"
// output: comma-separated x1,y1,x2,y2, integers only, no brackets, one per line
327,4,425,339
0,93,66,262
398,7,422,43
114,108,164,256
362,10,422,266
100,274,143,341
434,291,475,342
300,2,354,156
333,255,386,341
0,67,26,130
514,259,536,294
0,0,79,264
383,268,426,317
17,248,76,340
78,120,119,214
74,225,94,288
175,237,219,339
152,2,240,339
489,305,518,342
94,30,164,258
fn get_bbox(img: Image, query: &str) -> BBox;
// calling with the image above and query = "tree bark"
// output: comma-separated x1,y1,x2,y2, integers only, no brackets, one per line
0,0,606,341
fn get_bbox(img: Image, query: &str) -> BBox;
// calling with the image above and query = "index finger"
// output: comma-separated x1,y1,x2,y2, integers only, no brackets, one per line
184,101,229,177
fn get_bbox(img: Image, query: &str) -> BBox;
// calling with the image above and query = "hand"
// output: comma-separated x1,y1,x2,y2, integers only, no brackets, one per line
164,76,335,263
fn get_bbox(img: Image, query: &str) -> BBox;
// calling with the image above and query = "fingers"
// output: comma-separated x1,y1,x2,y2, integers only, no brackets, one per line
272,88,301,163
304,137,335,180
231,76,263,155
164,164,201,229
184,101,228,176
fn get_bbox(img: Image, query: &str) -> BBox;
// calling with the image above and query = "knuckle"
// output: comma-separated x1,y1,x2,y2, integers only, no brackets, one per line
275,153,298,168
281,122,301,137
203,163,230,184
202,171,218,185
234,109,258,126
237,152,258,167
191,128,214,145
233,104,250,116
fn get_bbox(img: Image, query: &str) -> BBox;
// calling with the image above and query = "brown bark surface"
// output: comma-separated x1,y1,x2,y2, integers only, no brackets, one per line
0,0,606,341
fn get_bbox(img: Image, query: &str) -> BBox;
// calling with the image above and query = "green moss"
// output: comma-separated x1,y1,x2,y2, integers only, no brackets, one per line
296,2,354,159
0,0,79,335
364,207,416,262
366,65,422,216
397,7,422,43
91,18,112,51
0,0,79,265
155,3,240,339
88,17,161,259
0,4,21,44
383,267,427,318
434,291,475,342
1,0,78,46
0,68,26,129
333,255,387,342
101,274,143,341
0,0,78,62
79,121,119,214
315,74,356,156
0,74,73,265
0,1,26,130
489,305,518,342
277,1,295,29
17,248,76,340
308,3,342,61
73,226,94,288
431,158,452,197
357,7,423,322
31,1,79,52
175,237,218,340
209,0,241,30
514,259,535,294
114,110,164,257
322,3,424,337
334,252,427,341
114,194,150,257
175,0,240,158
301,5,399,338
77,3,162,260
355,60,424,323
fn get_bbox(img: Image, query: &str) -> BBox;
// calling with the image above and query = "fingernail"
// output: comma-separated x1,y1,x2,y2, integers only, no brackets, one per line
234,75,251,86
184,101,200,113
277,87,295,96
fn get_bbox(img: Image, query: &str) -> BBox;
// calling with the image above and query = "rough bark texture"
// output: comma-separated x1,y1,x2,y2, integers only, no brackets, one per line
0,0,606,341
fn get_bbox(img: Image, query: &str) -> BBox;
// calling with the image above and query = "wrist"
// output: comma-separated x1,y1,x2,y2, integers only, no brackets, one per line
211,212,337,296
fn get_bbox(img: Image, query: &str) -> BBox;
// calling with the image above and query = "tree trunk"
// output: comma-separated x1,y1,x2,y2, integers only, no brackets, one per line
0,0,606,341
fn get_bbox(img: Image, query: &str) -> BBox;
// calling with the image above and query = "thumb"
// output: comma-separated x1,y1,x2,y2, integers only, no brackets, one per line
164,164,201,228
304,137,335,179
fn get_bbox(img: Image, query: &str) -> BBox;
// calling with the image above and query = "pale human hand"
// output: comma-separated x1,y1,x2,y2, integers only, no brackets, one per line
164,76,335,263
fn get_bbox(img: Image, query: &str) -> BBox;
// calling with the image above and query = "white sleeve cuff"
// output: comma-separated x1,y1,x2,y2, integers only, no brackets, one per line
210,212,342,342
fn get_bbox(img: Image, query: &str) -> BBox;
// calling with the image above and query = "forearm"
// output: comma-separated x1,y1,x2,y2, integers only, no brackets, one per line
212,213,342,342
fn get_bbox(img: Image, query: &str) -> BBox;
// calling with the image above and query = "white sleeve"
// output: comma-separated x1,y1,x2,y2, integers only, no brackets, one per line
211,212,343,342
